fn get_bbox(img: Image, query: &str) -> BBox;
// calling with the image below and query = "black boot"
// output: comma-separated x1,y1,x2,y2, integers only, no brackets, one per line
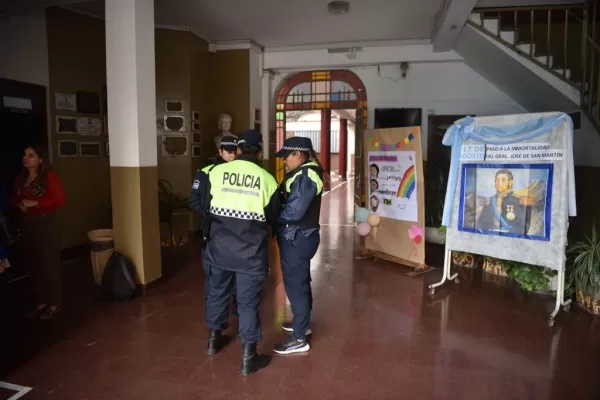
207,329,222,355
240,343,271,376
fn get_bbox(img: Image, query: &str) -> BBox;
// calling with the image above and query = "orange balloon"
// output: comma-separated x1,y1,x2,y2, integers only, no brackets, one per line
367,213,380,227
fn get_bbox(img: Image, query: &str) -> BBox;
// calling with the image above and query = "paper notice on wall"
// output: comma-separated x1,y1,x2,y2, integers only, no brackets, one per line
55,92,77,111
367,150,418,222
77,117,102,136
460,143,564,162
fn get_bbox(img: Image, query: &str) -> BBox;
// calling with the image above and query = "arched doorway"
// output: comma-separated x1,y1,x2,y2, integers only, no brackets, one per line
274,70,368,206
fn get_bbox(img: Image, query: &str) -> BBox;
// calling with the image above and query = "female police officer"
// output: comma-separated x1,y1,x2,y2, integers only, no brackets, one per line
273,136,324,355
198,129,280,376
189,135,239,317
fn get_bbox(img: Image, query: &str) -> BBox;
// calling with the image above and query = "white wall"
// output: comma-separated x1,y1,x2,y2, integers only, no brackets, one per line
272,61,525,160
249,49,262,129
0,11,50,87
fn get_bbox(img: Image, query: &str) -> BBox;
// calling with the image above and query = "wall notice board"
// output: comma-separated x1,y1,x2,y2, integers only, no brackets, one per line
363,127,426,270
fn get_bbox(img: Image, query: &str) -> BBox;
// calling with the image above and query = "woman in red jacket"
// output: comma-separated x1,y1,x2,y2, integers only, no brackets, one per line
11,146,66,320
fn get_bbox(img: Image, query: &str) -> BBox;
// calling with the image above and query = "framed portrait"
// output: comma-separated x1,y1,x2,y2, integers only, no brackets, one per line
458,163,553,241
58,140,78,157
76,91,100,114
79,142,101,157
192,145,202,157
164,115,185,132
165,101,183,113
56,116,78,134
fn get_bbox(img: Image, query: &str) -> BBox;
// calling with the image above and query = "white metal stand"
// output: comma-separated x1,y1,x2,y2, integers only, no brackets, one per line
548,266,571,327
428,247,572,327
428,249,459,296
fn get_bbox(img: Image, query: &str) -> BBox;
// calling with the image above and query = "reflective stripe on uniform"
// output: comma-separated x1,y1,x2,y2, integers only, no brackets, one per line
210,206,266,222
285,161,323,194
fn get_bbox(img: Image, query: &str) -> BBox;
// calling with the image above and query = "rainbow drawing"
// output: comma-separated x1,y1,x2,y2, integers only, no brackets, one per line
397,165,416,199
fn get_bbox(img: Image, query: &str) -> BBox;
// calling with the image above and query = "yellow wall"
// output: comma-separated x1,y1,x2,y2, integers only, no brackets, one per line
46,7,111,249
208,50,251,134
45,8,252,250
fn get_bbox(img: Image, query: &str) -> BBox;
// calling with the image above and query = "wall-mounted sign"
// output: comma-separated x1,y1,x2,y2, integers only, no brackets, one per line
460,143,564,162
55,92,77,112
77,117,102,136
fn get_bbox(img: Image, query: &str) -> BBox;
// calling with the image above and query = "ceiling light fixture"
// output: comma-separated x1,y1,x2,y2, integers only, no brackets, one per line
328,1,350,15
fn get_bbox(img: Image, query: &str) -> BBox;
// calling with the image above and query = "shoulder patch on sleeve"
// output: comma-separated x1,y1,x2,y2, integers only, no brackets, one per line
192,180,200,189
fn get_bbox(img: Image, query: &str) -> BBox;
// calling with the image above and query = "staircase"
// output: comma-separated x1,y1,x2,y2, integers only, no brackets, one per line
466,2,600,132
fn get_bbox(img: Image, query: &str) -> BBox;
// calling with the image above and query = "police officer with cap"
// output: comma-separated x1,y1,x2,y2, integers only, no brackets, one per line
199,129,280,376
273,136,324,355
189,135,239,317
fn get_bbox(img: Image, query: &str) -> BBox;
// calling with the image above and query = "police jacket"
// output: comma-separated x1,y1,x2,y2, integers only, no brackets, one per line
189,156,226,217
201,155,280,274
279,161,323,240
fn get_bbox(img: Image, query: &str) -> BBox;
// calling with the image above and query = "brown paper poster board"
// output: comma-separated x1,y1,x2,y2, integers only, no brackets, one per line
363,127,426,270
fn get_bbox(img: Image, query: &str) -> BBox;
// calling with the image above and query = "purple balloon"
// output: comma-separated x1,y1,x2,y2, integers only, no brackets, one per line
357,222,371,236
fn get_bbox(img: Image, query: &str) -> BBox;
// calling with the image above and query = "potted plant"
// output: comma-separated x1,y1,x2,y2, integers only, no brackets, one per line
502,260,557,294
568,224,600,314
438,225,480,268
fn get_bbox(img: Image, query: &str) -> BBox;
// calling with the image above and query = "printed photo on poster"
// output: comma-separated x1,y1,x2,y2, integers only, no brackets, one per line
458,163,553,241
367,151,418,222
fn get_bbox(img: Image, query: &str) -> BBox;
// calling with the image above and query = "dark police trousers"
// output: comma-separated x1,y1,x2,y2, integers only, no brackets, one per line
205,264,266,344
278,231,320,339
204,273,237,316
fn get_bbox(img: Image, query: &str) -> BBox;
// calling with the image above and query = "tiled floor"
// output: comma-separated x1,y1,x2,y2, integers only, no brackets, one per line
2,181,600,399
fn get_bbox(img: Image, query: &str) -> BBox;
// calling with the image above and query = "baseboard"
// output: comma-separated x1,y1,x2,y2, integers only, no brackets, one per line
137,276,165,296
60,244,88,263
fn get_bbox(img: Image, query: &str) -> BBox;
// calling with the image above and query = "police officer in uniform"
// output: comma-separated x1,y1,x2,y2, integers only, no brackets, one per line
189,135,239,317
273,137,324,355
199,129,279,376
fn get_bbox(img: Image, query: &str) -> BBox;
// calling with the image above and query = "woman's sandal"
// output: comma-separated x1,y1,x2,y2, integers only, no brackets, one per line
40,306,61,320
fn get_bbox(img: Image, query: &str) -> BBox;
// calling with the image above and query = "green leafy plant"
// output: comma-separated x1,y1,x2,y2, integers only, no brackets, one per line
502,260,556,292
568,223,600,291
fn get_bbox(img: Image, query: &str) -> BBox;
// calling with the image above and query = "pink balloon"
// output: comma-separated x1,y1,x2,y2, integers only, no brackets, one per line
357,222,371,236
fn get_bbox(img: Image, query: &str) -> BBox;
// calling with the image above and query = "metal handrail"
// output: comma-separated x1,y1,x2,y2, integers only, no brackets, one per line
473,5,586,13
474,2,600,133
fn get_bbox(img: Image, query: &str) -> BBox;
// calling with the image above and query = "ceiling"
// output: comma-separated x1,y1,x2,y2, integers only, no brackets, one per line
1,0,587,48
6,0,446,48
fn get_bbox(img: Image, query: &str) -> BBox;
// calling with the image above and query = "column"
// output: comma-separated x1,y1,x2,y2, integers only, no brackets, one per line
339,118,348,181
261,70,273,172
106,0,161,286
320,109,331,191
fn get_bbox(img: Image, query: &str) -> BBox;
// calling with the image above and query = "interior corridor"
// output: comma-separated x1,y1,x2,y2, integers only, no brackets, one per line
3,180,600,400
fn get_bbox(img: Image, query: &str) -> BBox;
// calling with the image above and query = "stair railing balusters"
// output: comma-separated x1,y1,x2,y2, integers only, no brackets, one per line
589,3,597,117
564,9,568,78
582,7,588,108
530,10,535,57
547,10,552,67
497,11,502,38
514,10,518,46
